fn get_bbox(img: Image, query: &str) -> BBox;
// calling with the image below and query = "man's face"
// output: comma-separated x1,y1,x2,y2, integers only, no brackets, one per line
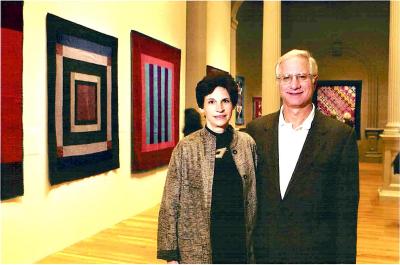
278,56,317,110
200,86,233,133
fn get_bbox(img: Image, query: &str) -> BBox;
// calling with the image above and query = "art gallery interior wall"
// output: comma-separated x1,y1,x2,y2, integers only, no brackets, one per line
235,1,389,159
281,1,389,155
236,1,263,126
1,1,393,263
185,1,231,111
1,1,228,264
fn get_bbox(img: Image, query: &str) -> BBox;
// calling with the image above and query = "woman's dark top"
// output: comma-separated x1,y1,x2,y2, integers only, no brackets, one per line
207,126,247,264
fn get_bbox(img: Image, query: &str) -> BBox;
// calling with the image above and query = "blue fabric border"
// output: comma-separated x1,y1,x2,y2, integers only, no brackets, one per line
57,34,112,57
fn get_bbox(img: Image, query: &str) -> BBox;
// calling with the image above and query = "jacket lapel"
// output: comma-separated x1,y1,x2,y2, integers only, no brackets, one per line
200,128,216,213
263,113,281,197
283,111,329,197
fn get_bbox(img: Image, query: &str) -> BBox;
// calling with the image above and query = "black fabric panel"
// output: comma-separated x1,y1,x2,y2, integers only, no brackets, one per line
1,162,23,200
1,1,23,31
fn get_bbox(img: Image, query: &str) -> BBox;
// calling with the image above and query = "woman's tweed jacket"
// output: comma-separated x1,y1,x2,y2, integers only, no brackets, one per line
157,126,257,264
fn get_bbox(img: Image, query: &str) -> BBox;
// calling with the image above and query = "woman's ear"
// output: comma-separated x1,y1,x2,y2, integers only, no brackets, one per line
198,108,205,116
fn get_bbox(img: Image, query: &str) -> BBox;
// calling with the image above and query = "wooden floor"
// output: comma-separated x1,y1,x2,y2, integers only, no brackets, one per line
356,163,399,263
38,162,399,264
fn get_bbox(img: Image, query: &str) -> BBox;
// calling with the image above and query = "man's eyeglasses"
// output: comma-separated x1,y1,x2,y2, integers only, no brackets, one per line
276,73,315,84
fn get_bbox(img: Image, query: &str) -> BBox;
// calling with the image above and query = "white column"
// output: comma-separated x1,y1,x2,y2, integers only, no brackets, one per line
185,1,207,110
379,0,400,198
230,17,238,77
230,17,239,128
230,0,242,77
378,135,400,198
262,0,281,115
383,0,400,135
230,1,243,127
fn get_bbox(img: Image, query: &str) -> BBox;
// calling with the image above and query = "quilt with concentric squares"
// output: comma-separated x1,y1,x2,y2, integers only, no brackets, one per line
47,14,119,185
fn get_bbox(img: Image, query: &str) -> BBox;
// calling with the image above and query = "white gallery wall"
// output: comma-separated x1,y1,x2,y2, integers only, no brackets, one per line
1,1,186,263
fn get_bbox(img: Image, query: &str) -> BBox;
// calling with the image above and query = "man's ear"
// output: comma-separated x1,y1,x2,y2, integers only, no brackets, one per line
312,75,319,89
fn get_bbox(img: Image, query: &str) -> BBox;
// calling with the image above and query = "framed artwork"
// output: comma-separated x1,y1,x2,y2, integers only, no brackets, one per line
206,65,228,77
235,76,245,125
313,80,362,139
1,1,23,200
131,31,181,172
253,96,262,119
47,14,119,185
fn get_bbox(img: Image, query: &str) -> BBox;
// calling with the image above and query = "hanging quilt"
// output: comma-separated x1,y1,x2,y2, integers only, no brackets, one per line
1,1,24,200
131,31,181,172
235,76,245,125
253,96,262,119
47,14,119,185
314,80,362,139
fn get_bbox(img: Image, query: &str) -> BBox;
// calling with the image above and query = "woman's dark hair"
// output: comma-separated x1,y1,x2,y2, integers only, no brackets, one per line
195,74,238,109
183,108,202,136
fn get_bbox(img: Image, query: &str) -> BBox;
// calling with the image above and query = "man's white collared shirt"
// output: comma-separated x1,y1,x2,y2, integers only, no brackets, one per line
278,105,315,199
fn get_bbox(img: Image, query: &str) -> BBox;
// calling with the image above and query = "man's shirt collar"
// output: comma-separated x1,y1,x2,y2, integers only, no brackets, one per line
279,104,315,130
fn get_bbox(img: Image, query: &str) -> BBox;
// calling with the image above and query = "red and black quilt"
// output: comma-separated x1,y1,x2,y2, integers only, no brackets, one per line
1,1,24,200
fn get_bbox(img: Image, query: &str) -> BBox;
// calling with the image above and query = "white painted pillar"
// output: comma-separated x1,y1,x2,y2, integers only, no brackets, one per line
262,0,281,115
379,0,400,198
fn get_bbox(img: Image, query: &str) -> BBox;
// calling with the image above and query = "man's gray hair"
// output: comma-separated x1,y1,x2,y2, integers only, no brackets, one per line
275,49,318,77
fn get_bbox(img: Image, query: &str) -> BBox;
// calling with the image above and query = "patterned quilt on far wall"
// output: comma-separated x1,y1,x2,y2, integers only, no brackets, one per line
314,80,362,139
317,85,356,123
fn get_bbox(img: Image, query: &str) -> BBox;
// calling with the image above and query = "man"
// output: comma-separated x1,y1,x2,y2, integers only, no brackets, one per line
247,49,359,263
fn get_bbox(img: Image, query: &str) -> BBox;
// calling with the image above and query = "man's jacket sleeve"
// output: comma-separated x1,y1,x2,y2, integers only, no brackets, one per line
335,129,360,263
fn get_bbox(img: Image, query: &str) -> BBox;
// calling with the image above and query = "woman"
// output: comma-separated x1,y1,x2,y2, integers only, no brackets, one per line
157,74,257,264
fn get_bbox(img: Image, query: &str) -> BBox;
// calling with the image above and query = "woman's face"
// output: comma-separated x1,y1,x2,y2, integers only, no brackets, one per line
200,86,233,133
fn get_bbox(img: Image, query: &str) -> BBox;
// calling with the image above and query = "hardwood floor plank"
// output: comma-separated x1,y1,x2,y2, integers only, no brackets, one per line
37,162,399,264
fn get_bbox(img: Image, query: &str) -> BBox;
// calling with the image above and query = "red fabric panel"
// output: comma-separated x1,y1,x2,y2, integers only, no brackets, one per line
1,27,23,163
76,84,97,122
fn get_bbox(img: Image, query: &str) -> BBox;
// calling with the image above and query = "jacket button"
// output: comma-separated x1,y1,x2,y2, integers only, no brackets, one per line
232,150,237,154
243,175,248,179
